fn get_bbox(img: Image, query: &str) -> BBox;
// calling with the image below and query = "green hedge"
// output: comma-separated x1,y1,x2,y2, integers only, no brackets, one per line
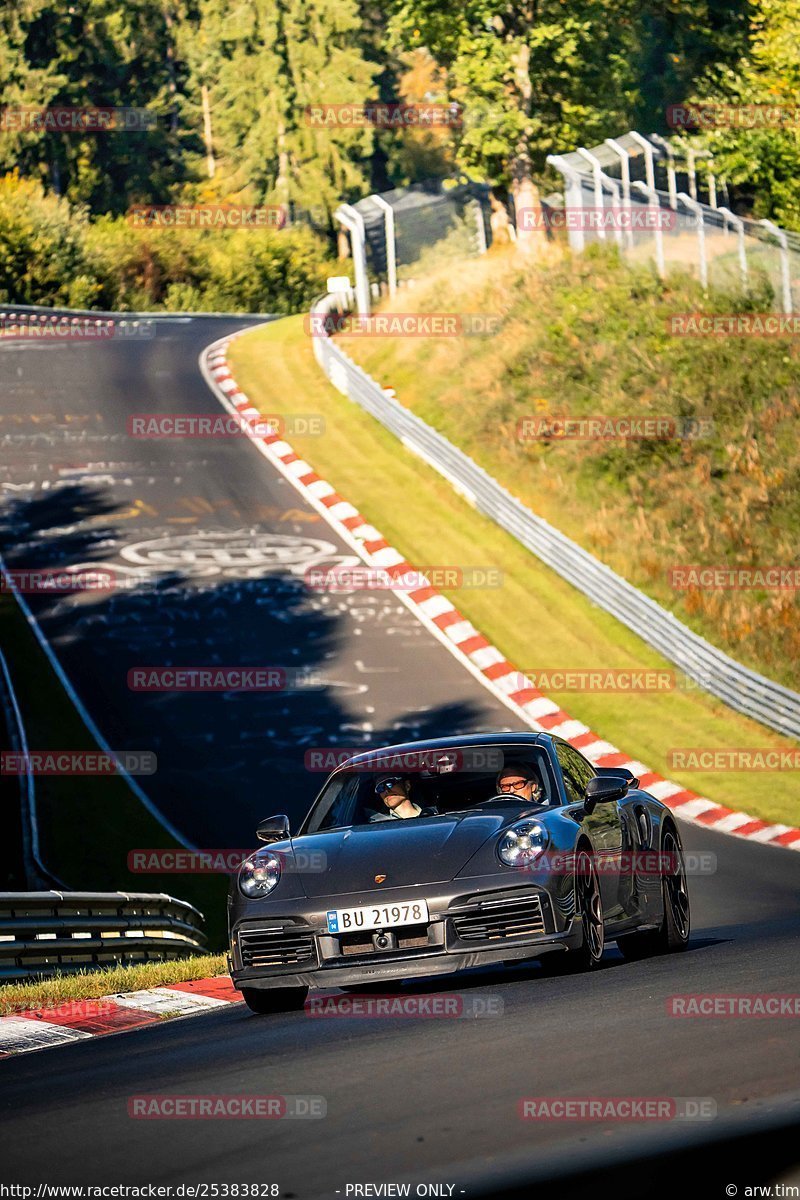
0,173,333,313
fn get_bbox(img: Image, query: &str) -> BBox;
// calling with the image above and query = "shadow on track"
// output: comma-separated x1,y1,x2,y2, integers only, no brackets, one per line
1,484,491,850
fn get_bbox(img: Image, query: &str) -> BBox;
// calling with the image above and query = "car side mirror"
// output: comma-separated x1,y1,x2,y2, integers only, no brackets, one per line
597,766,639,788
583,775,628,815
256,814,291,843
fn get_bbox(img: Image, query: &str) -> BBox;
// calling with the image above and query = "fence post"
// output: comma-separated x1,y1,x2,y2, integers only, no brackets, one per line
335,204,370,316
575,147,607,241
759,219,793,312
628,131,656,190
706,163,718,209
546,154,587,251
650,133,678,210
677,193,708,289
370,194,397,297
631,181,666,277
717,207,748,290
604,138,634,249
470,198,488,254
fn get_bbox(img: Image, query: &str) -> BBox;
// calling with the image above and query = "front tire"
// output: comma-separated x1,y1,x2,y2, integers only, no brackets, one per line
241,986,308,1014
544,848,604,974
617,825,690,960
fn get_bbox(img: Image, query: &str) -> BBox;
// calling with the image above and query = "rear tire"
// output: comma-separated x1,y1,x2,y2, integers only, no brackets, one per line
544,848,604,974
241,986,308,1014
617,825,690,960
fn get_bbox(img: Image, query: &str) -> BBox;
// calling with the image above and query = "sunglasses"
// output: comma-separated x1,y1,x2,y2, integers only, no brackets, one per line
498,777,534,792
375,776,404,797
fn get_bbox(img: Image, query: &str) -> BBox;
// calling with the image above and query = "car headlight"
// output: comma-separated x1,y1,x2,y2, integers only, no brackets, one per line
497,820,548,868
239,852,281,898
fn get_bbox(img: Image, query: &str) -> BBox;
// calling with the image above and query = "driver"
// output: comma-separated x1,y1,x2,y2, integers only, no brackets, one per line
496,763,544,804
370,775,436,821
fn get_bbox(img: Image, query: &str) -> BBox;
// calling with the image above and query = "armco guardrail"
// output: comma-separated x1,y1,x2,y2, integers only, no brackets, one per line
0,892,206,981
312,294,800,741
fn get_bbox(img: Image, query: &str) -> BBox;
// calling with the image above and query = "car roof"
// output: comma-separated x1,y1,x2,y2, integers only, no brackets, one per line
333,731,551,774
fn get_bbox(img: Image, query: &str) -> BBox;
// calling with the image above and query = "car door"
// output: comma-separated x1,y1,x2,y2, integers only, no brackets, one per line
556,742,624,921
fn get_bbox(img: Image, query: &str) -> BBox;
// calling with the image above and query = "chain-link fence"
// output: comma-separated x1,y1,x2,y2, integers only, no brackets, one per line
335,181,491,312
547,132,800,312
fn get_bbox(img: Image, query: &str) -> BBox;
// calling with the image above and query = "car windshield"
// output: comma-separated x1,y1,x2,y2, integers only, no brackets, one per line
301,746,557,833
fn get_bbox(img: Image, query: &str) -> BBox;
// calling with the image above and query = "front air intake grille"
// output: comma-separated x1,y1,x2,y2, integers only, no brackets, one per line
238,925,316,969
451,894,546,943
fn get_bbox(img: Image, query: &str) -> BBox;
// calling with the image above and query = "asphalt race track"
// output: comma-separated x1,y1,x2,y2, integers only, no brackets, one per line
0,821,798,1192
0,314,528,847
1,316,799,1194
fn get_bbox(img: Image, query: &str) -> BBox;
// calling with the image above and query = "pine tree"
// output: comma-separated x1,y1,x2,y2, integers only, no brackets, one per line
184,0,376,224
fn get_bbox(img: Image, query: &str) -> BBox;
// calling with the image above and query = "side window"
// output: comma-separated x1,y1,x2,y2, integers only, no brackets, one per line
556,743,595,804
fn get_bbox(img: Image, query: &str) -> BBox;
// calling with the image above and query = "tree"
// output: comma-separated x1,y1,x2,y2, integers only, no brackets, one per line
183,0,376,225
0,0,194,213
387,0,751,251
689,0,800,229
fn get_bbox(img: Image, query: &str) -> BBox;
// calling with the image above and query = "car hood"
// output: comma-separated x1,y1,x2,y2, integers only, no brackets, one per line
290,810,522,898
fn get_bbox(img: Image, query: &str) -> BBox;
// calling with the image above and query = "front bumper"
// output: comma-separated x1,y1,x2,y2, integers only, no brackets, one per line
230,879,581,991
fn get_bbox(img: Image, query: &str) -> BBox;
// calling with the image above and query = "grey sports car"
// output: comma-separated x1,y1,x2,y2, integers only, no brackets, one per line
228,732,691,1013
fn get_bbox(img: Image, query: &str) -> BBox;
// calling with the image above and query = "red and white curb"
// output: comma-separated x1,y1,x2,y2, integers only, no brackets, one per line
199,333,800,855
0,976,240,1057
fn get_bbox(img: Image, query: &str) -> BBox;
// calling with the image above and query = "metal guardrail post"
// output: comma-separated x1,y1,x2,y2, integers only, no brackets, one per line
677,193,708,289
631,182,666,276
718,207,749,289
759,219,793,312
370,194,397,297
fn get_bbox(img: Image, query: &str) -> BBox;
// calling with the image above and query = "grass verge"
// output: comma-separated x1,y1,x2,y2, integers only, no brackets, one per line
0,953,228,1016
340,245,800,692
227,313,799,829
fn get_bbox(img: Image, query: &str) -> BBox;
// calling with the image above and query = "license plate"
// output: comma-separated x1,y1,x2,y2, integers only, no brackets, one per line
326,900,429,935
